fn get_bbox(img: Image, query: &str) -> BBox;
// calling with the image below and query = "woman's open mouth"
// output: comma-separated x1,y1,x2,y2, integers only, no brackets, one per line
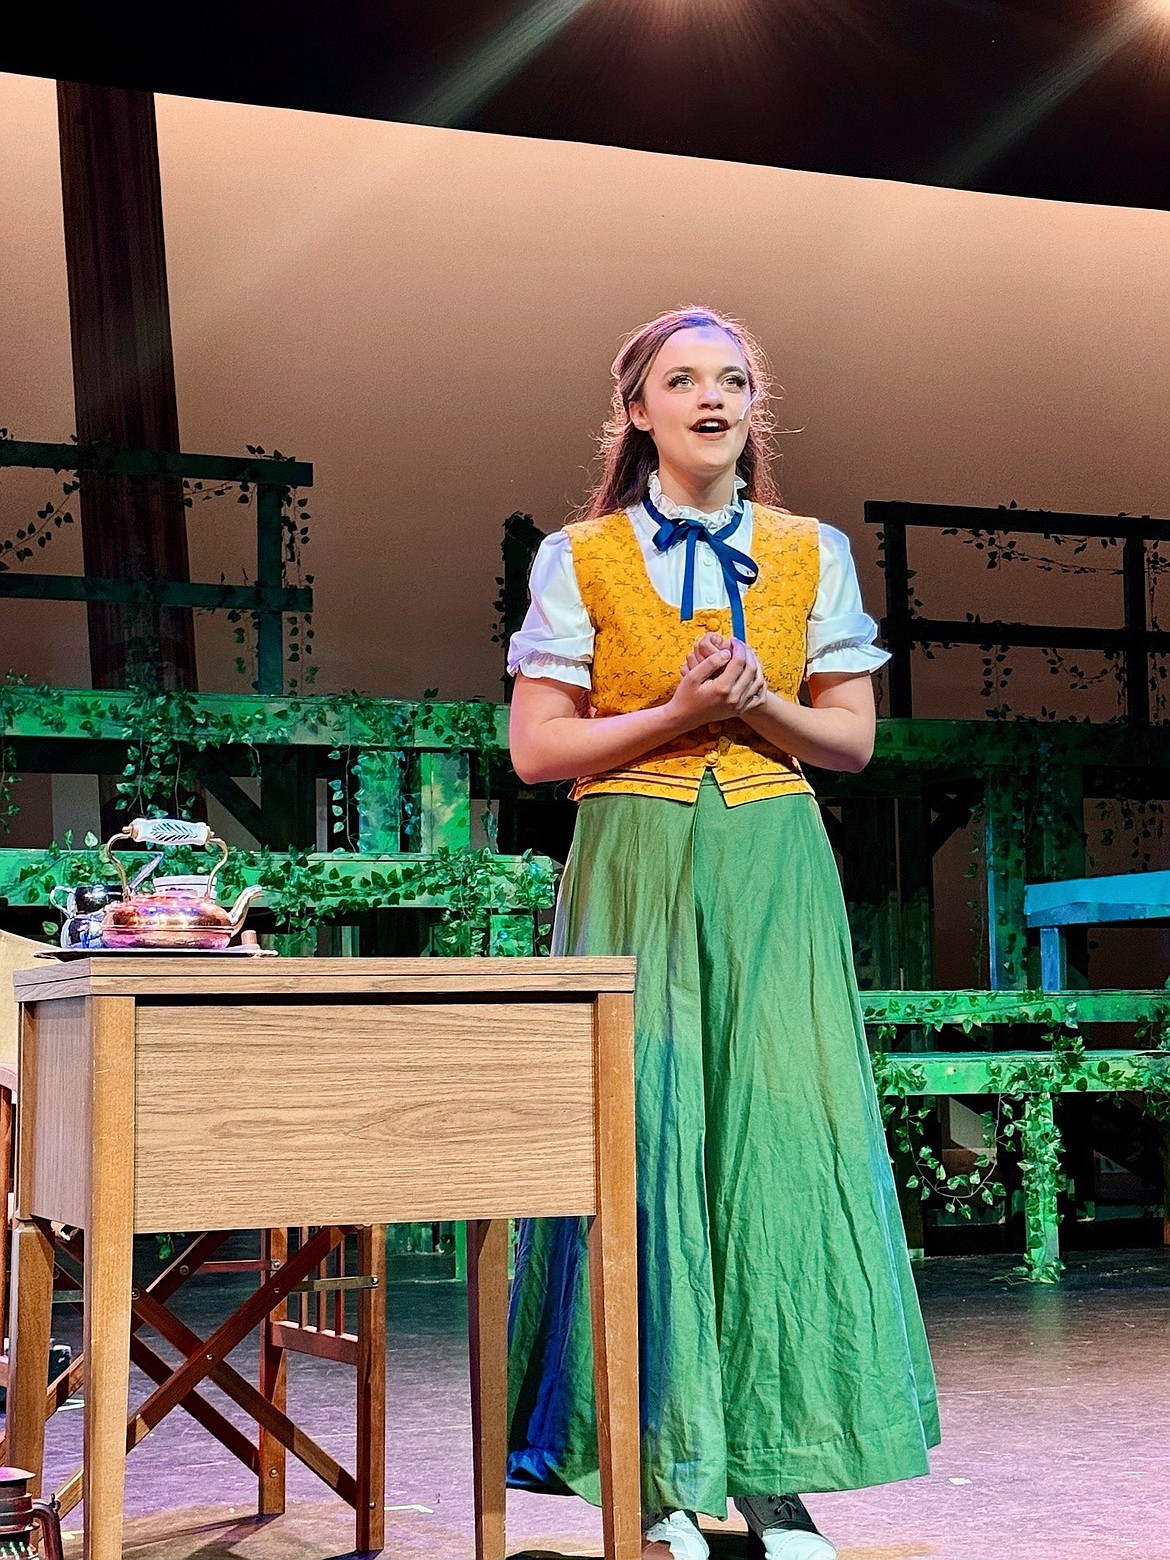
691,418,730,437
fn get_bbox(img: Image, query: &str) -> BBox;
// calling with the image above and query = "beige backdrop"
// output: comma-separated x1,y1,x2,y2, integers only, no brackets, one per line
3,71,1169,705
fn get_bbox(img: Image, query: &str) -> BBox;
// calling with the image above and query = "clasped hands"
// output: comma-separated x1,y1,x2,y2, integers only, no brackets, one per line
669,631,768,728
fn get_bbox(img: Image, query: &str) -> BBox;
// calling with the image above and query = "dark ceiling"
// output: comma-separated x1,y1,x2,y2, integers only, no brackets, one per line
3,0,1169,211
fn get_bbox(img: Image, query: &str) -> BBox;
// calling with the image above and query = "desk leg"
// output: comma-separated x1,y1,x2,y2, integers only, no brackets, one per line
467,1217,509,1560
7,1217,55,1491
355,1224,387,1554
83,996,136,1560
589,991,641,1560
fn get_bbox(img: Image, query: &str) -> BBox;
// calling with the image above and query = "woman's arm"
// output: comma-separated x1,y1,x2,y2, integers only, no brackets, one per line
508,646,764,785
739,670,876,773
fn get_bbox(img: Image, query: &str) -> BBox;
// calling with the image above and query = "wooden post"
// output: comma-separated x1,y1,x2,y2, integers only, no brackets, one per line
984,776,1029,991
1019,1092,1063,1282
259,749,318,853
56,83,196,695
840,795,925,1254
839,797,899,988
500,512,547,701
1031,763,1087,988
255,483,286,695
875,513,913,717
897,795,935,991
1029,761,1093,1218
1122,536,1150,726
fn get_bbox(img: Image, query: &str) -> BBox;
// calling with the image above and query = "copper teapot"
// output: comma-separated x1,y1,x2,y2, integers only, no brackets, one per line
99,818,263,951
0,1466,63,1558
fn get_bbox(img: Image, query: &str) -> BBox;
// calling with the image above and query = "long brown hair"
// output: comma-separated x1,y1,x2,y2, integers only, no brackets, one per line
576,306,781,520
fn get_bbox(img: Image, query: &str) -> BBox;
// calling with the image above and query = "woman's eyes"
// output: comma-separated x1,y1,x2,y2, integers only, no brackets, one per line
666,374,749,390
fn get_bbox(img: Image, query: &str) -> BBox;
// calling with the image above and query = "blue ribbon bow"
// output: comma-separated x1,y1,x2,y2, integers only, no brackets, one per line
644,489,758,643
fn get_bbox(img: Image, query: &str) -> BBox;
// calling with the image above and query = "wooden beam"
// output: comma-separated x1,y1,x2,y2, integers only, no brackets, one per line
56,82,196,693
865,500,1170,543
883,617,1170,653
0,439,311,486
0,574,310,612
199,762,266,842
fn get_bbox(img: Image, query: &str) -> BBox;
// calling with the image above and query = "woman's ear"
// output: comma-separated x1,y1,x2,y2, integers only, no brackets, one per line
629,398,652,433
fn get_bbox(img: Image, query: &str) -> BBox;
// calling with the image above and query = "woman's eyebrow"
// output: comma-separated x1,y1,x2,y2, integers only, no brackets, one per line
660,364,746,377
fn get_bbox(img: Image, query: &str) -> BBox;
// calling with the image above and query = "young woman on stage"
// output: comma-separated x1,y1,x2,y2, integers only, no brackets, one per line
505,307,939,1560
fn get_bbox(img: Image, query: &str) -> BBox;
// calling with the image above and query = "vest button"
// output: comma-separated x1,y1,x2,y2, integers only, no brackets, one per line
705,750,720,767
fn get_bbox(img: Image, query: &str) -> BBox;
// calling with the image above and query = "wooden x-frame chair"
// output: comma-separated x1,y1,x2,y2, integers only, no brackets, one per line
3,1223,388,1552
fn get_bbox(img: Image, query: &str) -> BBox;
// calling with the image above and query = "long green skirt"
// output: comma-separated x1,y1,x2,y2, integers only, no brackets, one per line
507,778,940,1519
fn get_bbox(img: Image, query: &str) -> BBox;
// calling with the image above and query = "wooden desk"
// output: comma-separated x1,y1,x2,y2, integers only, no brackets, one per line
8,955,639,1560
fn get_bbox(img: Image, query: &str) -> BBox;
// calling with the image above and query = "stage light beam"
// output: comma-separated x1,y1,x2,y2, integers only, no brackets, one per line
932,7,1153,185
406,0,596,129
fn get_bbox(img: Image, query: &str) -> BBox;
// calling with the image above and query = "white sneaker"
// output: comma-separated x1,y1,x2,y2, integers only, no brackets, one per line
642,1509,711,1560
734,1495,837,1560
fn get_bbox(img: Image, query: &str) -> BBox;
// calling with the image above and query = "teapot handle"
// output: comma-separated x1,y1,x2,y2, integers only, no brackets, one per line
123,819,212,849
103,831,134,898
204,836,231,896
103,818,225,898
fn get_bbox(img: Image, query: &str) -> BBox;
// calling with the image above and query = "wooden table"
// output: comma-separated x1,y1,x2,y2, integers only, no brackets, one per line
7,955,640,1560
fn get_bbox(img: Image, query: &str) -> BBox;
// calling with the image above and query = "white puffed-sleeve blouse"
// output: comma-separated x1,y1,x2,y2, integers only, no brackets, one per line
507,473,889,690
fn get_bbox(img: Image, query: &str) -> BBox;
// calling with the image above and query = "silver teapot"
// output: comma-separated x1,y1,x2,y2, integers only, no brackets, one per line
50,881,120,950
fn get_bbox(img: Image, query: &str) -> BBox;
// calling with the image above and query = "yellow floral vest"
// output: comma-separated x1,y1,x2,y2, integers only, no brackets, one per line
568,506,821,807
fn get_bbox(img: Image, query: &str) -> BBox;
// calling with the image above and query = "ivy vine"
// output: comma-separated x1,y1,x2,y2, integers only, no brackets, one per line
872,1040,1004,1223
23,836,556,953
871,1020,1104,1282
0,453,79,572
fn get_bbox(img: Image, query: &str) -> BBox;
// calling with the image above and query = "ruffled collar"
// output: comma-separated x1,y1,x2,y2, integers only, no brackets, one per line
646,470,747,535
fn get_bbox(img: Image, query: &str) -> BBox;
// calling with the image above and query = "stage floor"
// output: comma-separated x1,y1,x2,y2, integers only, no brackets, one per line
22,1246,1168,1560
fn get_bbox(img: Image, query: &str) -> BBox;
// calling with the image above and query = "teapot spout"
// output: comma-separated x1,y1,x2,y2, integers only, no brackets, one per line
226,884,264,934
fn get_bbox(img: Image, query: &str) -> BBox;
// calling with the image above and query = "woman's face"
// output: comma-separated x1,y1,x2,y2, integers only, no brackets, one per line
629,324,753,486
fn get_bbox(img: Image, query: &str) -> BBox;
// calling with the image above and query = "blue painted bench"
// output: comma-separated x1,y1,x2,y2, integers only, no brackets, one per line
1024,871,1170,990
